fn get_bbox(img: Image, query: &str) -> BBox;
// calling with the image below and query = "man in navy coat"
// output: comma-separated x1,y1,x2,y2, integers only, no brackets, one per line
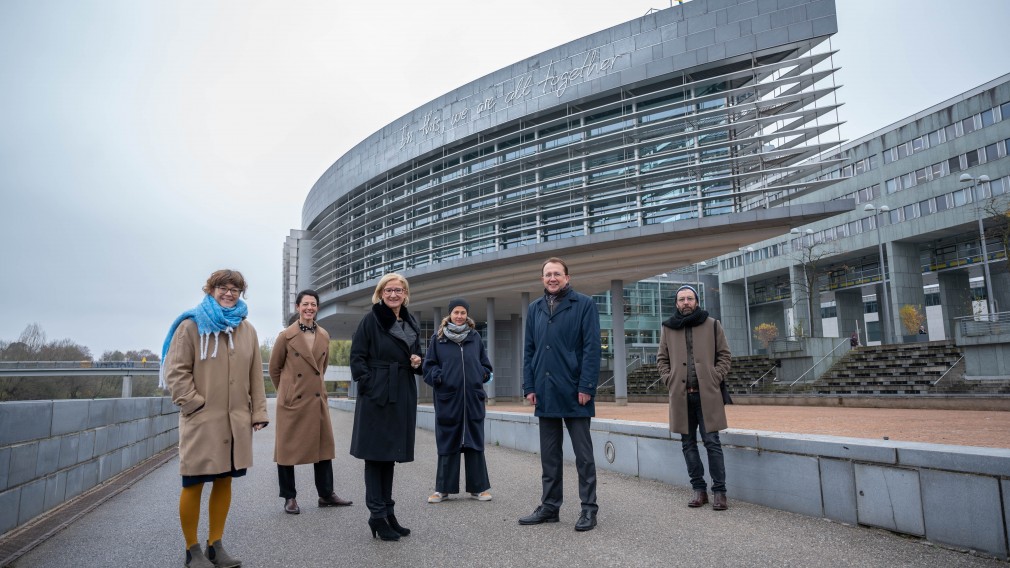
518,257,600,532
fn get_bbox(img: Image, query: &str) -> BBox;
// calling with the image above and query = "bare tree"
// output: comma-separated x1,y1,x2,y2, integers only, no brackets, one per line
787,235,842,338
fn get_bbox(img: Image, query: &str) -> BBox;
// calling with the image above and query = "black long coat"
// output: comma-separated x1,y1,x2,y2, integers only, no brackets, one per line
349,302,421,463
422,324,493,456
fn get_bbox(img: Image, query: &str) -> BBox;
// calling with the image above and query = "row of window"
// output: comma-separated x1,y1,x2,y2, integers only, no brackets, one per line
882,102,1009,165
723,172,1010,282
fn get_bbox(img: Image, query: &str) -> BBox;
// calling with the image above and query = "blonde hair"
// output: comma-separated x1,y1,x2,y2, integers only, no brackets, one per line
371,273,410,305
437,315,476,339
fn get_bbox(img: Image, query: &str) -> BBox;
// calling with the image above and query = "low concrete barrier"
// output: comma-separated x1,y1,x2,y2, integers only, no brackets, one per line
332,399,1010,559
0,398,179,537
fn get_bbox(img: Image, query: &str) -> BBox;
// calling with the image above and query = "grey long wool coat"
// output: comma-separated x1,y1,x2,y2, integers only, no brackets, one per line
269,323,336,466
656,317,732,434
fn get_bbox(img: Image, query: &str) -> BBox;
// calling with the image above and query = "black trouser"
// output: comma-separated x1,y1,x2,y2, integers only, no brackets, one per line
539,416,597,514
363,460,396,519
435,448,490,494
277,460,333,499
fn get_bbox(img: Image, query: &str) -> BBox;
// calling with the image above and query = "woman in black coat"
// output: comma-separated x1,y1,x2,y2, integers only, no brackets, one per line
349,273,422,542
422,298,493,504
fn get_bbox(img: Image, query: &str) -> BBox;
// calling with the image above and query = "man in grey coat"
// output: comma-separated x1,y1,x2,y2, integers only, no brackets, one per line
519,257,600,531
656,285,732,510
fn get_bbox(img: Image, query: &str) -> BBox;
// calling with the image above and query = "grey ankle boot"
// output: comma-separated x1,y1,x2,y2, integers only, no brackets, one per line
206,539,242,568
185,544,214,568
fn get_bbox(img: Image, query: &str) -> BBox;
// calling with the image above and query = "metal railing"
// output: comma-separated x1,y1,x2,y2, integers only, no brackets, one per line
956,311,1009,337
788,338,850,387
749,365,777,389
932,355,964,386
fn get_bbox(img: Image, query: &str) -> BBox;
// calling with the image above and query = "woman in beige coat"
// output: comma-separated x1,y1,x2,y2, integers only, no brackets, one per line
162,269,269,568
270,289,352,514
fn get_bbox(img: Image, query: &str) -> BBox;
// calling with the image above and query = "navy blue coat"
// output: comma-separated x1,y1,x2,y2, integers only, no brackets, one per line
522,289,601,418
349,302,421,463
422,325,493,455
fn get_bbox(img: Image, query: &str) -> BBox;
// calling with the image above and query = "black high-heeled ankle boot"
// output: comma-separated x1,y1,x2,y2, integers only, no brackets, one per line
368,517,400,541
387,513,411,536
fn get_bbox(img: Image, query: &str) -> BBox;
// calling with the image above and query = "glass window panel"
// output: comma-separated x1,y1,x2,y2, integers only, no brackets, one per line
966,149,980,168
929,130,942,147
984,143,998,162
992,177,1006,196
948,156,962,173
962,116,976,134
982,109,995,128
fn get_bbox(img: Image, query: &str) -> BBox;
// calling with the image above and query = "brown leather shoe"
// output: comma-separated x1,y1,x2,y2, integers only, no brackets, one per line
284,497,300,514
688,491,709,508
712,493,728,511
318,493,353,507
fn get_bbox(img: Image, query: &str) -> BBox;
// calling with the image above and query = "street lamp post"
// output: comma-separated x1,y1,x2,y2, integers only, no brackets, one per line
960,174,995,316
863,204,892,344
739,246,754,355
790,228,815,337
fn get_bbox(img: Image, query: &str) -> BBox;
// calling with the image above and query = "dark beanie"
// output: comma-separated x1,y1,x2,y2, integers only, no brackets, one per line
448,298,470,313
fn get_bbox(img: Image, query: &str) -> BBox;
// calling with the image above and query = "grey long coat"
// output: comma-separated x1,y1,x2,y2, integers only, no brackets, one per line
656,317,732,434
269,323,335,466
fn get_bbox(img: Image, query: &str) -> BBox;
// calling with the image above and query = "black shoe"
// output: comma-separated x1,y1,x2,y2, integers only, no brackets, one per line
574,510,597,532
318,493,352,507
387,513,411,536
518,505,559,525
368,517,400,541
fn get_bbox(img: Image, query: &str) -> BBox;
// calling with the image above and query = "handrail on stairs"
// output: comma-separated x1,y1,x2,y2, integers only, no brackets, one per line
932,355,964,386
788,338,850,387
749,365,777,389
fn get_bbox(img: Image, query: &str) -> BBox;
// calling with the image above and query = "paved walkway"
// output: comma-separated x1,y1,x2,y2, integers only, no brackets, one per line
12,402,1004,567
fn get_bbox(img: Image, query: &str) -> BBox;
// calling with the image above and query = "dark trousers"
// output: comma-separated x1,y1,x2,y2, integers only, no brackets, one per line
363,460,396,519
435,448,490,494
539,416,597,513
682,392,726,494
277,460,333,499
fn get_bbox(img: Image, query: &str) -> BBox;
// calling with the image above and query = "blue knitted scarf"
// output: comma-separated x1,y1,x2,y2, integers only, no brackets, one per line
158,294,248,388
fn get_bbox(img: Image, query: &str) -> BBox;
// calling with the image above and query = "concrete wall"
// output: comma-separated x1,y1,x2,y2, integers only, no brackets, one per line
0,398,179,537
331,399,1010,559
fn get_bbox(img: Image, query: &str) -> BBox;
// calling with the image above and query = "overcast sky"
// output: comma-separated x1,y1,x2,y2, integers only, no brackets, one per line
1,0,1007,357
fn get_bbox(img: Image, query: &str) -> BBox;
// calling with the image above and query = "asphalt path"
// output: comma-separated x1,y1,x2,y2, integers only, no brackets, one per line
12,401,1004,567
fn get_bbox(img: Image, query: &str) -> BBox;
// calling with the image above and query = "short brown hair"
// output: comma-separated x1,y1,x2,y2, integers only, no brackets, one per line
541,257,569,275
202,269,247,298
371,273,410,305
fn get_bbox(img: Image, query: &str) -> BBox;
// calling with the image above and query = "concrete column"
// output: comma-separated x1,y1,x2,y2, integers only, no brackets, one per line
519,292,530,404
991,270,1010,314
835,289,864,343
433,306,442,329
486,297,496,404
873,283,893,344
938,270,972,339
121,375,132,398
611,280,628,406
887,241,926,340
720,281,749,356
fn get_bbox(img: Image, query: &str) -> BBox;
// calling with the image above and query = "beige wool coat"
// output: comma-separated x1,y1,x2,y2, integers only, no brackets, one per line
656,318,732,434
165,319,269,476
269,323,335,466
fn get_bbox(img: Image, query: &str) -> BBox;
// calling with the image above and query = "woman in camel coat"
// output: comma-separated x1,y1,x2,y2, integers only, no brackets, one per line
270,289,351,514
162,269,268,568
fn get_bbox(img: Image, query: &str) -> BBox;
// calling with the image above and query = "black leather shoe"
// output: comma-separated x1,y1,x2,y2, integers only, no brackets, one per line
284,498,300,514
518,505,559,525
318,493,352,507
368,517,400,541
574,510,597,532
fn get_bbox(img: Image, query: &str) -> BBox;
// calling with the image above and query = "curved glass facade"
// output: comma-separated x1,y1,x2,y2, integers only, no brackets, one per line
299,3,842,297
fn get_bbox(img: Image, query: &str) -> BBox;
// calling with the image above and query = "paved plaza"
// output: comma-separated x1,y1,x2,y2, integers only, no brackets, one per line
10,401,1005,567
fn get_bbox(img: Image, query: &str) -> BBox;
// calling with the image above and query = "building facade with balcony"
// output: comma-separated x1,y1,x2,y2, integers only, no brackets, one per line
717,73,1010,356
